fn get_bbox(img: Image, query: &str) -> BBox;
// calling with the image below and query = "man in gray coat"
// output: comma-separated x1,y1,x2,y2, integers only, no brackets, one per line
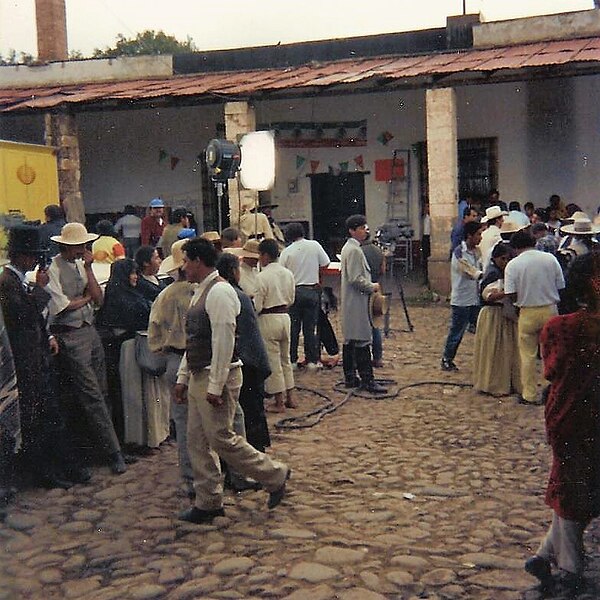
340,215,387,394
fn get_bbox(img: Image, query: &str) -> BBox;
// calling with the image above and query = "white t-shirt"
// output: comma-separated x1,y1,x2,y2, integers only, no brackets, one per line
115,214,142,239
279,238,330,285
504,248,565,307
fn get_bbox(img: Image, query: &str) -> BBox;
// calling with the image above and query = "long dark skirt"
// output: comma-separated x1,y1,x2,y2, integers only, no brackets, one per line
238,365,271,452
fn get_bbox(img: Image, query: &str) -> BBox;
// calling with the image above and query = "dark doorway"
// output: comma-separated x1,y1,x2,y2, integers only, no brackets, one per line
310,172,366,259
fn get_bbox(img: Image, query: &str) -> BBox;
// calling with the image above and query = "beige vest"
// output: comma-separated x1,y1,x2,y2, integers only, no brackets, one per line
53,256,94,328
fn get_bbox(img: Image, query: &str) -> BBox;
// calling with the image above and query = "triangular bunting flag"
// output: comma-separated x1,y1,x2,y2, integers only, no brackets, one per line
296,155,306,170
170,156,180,170
158,148,168,163
310,160,320,174
354,155,364,169
339,161,349,172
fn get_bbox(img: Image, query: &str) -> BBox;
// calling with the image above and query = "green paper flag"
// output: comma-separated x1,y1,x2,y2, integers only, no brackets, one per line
296,155,306,170
339,161,349,172
158,148,168,163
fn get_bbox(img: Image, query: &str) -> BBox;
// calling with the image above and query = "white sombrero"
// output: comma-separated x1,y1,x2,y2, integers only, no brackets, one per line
50,222,98,245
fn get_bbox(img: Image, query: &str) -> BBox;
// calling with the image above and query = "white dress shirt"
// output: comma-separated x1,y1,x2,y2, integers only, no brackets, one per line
254,262,295,314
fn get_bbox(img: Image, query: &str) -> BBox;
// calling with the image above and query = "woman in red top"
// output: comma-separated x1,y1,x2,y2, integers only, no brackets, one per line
525,253,600,595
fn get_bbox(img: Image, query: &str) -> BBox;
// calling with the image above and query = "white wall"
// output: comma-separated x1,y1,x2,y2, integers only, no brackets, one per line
77,103,222,221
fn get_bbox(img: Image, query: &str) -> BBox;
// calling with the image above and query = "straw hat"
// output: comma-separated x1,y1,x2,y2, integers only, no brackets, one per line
159,239,187,274
499,220,525,236
560,218,600,236
200,231,221,243
239,239,260,259
481,206,508,224
50,222,98,245
369,291,389,329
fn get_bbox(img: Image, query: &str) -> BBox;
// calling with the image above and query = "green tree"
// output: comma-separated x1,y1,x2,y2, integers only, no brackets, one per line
0,49,34,65
93,30,196,57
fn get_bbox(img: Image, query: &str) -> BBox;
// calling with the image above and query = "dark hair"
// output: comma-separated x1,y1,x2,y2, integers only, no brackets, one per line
96,219,115,237
533,208,547,222
567,253,600,310
462,206,477,219
221,227,240,244
108,258,137,288
44,204,63,221
135,245,156,269
463,221,483,240
258,238,279,260
285,222,305,242
549,194,561,205
170,207,188,225
531,223,548,235
565,203,582,218
123,205,136,215
491,242,512,260
524,202,534,210
216,252,240,285
508,201,521,211
345,214,367,232
183,237,217,267
510,230,536,250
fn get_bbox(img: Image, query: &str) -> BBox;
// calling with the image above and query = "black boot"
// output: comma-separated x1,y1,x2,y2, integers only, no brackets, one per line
356,345,387,394
342,343,359,388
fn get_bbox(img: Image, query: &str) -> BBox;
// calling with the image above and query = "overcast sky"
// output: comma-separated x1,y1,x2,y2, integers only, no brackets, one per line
0,0,594,57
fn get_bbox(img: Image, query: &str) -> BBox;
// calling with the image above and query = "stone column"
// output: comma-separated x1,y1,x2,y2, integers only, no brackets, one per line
426,88,458,296
44,112,86,224
224,102,259,234
35,0,68,62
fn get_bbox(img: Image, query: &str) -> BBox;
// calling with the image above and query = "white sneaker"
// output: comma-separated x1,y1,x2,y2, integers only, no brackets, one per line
305,362,323,371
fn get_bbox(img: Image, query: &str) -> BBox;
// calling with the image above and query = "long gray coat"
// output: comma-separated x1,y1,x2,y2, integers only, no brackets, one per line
340,237,376,342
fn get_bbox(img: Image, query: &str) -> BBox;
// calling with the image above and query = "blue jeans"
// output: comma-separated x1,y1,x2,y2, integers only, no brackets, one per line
289,286,321,364
443,305,480,361
372,328,383,361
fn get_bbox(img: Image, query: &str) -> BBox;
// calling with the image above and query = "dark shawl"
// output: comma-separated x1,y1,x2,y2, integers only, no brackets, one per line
98,259,152,332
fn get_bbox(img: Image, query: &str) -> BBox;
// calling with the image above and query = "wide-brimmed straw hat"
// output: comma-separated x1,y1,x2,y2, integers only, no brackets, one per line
481,206,508,224
239,239,260,259
369,291,390,329
50,222,98,245
560,218,600,236
200,231,221,243
159,239,187,274
499,220,525,236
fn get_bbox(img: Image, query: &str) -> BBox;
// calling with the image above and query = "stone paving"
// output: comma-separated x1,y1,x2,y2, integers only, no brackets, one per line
1,304,600,600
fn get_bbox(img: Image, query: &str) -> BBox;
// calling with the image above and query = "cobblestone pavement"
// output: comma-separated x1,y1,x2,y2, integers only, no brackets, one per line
1,305,599,600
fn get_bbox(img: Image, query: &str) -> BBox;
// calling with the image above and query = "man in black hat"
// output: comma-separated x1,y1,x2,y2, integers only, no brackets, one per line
0,225,90,489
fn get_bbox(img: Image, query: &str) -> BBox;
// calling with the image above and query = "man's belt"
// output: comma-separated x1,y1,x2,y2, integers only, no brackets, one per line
50,322,91,334
260,305,288,315
296,284,320,289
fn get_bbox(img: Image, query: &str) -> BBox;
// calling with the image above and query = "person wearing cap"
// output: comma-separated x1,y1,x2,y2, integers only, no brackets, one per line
479,205,508,272
234,197,274,243
340,214,387,394
159,208,190,258
254,239,297,412
174,238,290,524
504,230,565,405
177,228,197,241
148,239,195,498
279,222,330,370
238,239,261,298
141,198,166,247
46,222,130,475
0,225,91,489
114,205,142,259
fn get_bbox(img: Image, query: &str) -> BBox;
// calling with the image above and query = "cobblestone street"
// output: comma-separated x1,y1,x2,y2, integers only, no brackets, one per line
1,304,599,600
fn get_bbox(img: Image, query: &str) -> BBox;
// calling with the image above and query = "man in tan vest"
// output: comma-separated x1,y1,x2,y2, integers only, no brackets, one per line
175,238,290,525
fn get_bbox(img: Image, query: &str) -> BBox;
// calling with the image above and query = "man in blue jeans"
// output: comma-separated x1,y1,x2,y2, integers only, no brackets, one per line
441,221,484,371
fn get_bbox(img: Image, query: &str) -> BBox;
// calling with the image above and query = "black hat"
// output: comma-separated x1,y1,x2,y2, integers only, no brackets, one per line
8,225,47,254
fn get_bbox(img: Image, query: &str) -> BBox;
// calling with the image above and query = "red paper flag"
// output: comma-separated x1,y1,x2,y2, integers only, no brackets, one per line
170,156,180,170
310,160,320,174
354,155,364,169
374,158,404,181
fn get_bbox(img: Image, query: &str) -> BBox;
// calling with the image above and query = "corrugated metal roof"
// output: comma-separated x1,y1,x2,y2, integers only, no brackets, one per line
1,36,600,113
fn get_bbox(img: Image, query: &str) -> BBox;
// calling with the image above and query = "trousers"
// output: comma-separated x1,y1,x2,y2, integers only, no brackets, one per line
258,314,294,395
186,367,288,510
518,304,557,403
289,287,321,364
442,305,480,361
537,512,588,575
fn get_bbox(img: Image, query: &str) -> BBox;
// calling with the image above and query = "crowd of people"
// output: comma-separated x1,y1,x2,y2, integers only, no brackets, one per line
0,193,598,594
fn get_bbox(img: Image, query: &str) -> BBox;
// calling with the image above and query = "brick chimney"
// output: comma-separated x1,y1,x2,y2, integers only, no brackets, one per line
35,0,68,61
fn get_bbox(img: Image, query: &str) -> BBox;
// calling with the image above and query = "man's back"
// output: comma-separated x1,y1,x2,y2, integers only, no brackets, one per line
279,239,329,285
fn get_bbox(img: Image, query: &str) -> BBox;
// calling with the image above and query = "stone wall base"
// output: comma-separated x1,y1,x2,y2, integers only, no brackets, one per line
428,259,451,297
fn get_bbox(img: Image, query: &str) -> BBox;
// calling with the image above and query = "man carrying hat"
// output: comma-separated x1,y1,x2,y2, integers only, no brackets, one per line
0,225,90,488
141,198,166,247
46,223,130,474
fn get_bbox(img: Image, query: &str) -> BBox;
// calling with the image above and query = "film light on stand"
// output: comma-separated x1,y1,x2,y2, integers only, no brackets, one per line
239,131,275,191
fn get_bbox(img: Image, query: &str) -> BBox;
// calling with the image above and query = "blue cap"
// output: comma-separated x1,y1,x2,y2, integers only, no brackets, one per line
177,228,196,240
149,198,164,208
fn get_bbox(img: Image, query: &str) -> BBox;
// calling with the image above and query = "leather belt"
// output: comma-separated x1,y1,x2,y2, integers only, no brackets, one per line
260,305,288,315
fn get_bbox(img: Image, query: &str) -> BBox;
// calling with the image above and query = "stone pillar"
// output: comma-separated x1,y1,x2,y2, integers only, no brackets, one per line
44,112,85,224
426,88,458,296
35,0,68,61
224,102,259,235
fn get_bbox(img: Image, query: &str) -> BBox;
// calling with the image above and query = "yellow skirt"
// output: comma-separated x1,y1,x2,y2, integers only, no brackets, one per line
473,306,521,396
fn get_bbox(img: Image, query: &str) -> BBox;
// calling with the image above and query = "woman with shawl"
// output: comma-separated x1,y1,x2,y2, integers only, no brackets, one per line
525,253,600,595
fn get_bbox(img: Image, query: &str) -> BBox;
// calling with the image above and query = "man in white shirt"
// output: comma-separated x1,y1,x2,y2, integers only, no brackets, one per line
479,205,508,271
255,239,296,412
505,230,565,405
279,222,330,370
175,238,290,525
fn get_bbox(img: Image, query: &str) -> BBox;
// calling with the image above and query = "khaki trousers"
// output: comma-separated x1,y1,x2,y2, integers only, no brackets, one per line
186,367,288,510
517,304,557,403
258,314,294,395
